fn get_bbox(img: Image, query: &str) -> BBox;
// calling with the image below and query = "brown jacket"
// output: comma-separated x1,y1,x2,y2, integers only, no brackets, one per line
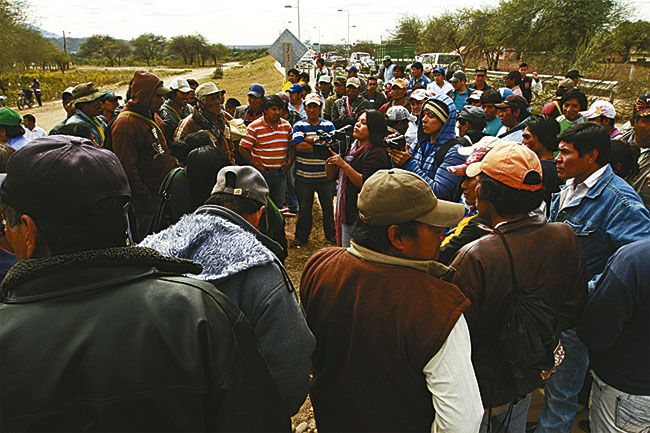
174,106,234,163
449,214,588,407
110,71,175,200
300,246,470,432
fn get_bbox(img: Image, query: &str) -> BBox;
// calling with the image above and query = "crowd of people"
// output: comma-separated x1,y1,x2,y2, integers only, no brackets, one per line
0,57,648,433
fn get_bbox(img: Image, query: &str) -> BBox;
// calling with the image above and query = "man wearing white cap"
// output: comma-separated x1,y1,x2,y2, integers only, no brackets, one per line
580,100,621,138
300,168,483,432
175,82,233,163
159,78,192,143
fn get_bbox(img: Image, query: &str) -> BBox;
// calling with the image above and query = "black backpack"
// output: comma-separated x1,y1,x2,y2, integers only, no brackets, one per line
493,228,561,398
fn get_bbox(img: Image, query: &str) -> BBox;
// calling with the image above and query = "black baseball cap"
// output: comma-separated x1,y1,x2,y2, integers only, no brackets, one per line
565,69,584,79
0,135,131,224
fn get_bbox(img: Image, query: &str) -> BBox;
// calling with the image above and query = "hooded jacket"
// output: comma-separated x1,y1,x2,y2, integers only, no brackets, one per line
139,206,315,415
404,94,465,201
111,71,175,201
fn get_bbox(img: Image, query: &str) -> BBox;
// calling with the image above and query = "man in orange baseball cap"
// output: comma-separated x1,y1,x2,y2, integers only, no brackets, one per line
449,142,588,432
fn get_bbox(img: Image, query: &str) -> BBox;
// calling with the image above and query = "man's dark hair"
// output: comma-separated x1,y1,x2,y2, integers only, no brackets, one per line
527,115,560,152
204,192,262,216
558,122,611,166
186,145,231,209
480,89,503,105
507,71,522,85
186,78,199,87
316,58,325,66
225,98,241,110
411,62,423,71
395,65,405,74
288,68,299,76
519,62,528,68
478,174,543,218
609,139,640,178
52,123,93,140
560,89,588,111
0,124,25,139
300,72,309,82
368,76,378,83
350,219,420,253
1,197,128,256
263,95,284,110
22,114,35,123
170,131,214,166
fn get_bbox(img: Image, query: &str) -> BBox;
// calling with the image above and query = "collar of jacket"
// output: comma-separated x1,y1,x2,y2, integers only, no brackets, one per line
195,205,284,260
347,241,450,277
557,164,615,210
193,106,223,130
1,247,201,303
491,213,547,234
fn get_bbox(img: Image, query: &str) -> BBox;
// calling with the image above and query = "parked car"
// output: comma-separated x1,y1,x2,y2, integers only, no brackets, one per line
350,52,376,73
415,53,465,73
325,51,347,69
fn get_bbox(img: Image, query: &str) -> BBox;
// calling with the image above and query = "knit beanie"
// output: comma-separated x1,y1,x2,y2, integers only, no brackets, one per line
423,99,449,124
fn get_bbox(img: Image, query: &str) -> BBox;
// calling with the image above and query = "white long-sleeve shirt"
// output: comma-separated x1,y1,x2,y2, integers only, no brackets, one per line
424,314,484,433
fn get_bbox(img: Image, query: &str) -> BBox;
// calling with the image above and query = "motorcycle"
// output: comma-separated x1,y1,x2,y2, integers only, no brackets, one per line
17,88,34,110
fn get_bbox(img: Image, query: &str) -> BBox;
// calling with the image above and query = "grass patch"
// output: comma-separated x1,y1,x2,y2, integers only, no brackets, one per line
0,67,189,106
200,55,284,104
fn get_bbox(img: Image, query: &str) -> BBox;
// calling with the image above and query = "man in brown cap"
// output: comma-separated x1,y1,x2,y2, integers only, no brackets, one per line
300,168,483,433
110,71,175,240
66,82,107,146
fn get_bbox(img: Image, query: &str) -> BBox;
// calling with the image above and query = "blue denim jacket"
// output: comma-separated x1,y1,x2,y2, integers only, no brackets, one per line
549,164,650,291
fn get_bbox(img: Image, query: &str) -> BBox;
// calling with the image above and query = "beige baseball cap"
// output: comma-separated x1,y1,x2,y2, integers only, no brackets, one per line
357,169,465,227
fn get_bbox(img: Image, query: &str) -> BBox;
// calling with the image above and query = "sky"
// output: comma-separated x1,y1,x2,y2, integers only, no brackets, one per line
25,0,650,47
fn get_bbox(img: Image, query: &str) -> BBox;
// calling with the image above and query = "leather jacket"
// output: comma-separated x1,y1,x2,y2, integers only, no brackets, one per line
449,215,588,407
0,247,289,431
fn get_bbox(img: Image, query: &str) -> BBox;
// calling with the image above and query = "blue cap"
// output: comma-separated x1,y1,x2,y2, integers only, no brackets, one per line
248,83,265,98
347,66,358,73
433,66,445,75
288,83,303,93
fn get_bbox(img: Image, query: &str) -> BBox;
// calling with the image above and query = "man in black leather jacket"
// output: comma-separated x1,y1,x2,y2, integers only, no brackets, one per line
0,135,289,431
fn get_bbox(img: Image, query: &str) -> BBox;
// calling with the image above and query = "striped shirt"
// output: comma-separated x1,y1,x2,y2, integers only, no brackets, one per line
293,118,335,182
240,116,292,169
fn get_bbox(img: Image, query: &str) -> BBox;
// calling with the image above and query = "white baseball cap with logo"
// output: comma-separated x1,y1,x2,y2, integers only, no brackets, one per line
580,100,616,119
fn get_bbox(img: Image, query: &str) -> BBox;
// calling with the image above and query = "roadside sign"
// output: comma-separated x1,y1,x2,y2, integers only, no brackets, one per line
268,29,308,68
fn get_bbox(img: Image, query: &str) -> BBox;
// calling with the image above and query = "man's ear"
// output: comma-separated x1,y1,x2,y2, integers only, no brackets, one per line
587,148,600,165
247,205,266,229
21,214,43,259
387,224,409,253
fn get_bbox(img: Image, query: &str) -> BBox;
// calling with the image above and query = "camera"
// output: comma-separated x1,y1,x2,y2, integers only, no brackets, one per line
313,125,352,158
384,134,406,151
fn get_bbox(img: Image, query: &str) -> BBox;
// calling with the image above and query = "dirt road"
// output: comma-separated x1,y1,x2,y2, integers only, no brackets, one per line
21,66,220,132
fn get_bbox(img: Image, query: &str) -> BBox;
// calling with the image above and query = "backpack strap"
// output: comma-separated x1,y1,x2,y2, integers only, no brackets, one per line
434,138,462,169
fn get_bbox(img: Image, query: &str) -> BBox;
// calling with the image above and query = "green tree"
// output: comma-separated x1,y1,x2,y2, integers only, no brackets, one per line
352,40,375,56
390,15,423,45
131,33,166,66
419,10,470,55
205,43,228,66
609,20,650,61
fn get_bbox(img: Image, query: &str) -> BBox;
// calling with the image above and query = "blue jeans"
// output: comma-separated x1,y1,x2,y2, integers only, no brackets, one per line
294,180,335,242
536,327,590,433
285,162,299,212
590,371,650,433
479,393,532,433
263,171,288,210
